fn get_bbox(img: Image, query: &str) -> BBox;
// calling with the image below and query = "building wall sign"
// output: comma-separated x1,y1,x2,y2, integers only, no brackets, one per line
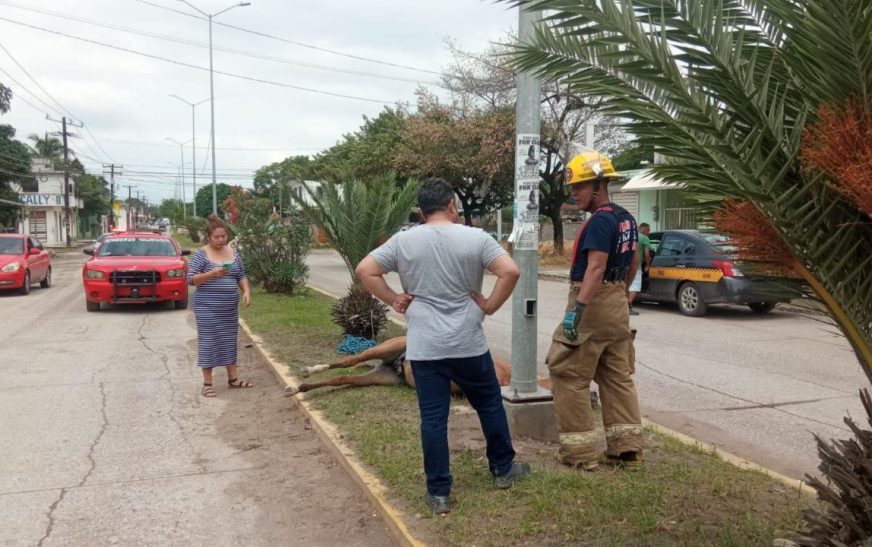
20,194,64,206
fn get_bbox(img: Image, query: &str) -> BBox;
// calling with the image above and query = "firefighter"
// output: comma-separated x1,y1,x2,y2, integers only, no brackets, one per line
546,149,643,471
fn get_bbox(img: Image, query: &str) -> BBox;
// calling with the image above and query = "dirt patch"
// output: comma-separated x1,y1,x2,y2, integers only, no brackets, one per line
212,332,396,546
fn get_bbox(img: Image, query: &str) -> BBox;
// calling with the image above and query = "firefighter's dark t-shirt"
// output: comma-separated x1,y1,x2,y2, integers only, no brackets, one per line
570,204,638,282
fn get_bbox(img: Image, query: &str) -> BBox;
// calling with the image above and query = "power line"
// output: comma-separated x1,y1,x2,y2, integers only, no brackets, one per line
0,43,76,120
133,0,440,75
0,41,114,164
0,16,399,105
0,166,35,179
98,137,322,152
0,1,439,87
0,65,63,117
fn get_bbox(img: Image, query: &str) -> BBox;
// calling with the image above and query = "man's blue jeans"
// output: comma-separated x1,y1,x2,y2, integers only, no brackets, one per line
411,351,516,496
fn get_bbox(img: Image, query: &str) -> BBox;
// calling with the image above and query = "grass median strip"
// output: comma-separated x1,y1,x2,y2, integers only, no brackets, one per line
242,288,813,546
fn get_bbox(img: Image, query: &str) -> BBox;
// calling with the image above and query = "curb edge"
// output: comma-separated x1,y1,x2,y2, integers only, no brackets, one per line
239,317,424,547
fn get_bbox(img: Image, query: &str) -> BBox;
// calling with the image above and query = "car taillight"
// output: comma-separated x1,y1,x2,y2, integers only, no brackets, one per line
712,261,744,277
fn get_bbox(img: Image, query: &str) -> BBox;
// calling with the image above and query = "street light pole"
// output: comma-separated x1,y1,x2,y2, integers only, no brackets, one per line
177,0,251,215
170,94,208,217
166,138,193,220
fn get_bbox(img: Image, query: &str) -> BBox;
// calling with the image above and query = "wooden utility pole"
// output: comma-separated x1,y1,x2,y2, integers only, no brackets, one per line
47,115,82,246
103,164,123,229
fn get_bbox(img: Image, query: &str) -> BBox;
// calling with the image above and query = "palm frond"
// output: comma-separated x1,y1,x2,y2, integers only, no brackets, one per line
290,173,420,282
507,0,872,381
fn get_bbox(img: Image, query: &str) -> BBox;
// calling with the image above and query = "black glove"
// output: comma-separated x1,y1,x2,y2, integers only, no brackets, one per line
562,301,586,341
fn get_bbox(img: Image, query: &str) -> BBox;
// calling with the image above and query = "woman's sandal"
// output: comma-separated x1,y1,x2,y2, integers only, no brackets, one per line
228,378,254,389
202,384,216,397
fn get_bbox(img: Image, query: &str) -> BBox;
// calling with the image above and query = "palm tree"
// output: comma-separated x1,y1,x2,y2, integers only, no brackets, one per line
509,0,872,383
291,172,419,339
506,2,872,542
290,172,419,283
27,132,67,167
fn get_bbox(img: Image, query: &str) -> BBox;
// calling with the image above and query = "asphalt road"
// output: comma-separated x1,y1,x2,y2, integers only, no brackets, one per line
307,249,868,480
0,251,393,546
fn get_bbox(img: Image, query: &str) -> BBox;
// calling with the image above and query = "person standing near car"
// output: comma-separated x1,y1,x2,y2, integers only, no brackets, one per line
187,213,252,397
546,149,643,471
356,177,530,515
627,222,652,315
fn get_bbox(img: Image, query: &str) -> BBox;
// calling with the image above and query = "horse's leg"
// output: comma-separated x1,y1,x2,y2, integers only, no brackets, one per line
286,362,405,396
301,336,408,377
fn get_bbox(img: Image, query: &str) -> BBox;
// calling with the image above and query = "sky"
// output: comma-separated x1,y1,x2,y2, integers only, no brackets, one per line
0,0,518,204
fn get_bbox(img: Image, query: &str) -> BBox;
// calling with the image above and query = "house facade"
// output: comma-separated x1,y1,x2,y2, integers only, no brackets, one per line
614,168,700,231
11,159,84,245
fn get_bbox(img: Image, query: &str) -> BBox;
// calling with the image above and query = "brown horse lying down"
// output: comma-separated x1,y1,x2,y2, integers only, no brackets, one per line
283,336,512,397
284,329,635,398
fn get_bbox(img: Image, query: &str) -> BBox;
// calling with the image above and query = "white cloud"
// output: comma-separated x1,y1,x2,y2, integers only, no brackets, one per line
0,0,517,202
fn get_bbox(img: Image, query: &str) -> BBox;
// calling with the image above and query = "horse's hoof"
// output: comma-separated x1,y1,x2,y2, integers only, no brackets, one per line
284,385,300,397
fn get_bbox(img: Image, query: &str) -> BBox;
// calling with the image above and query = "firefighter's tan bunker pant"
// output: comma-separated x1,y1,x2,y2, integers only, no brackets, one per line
546,281,643,466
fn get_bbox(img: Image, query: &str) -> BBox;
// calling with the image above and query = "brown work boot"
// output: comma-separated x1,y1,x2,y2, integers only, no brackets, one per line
602,451,643,471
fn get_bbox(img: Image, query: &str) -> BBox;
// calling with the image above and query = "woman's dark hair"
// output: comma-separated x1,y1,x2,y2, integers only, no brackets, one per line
418,177,454,216
205,213,228,238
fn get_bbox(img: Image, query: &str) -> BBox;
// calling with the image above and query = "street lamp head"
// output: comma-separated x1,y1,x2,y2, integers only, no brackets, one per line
239,2,251,5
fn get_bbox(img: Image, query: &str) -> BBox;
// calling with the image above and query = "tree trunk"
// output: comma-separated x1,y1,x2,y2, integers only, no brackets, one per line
549,209,564,252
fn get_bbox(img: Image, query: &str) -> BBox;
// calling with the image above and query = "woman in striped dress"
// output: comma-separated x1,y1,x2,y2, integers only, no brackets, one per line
187,214,252,397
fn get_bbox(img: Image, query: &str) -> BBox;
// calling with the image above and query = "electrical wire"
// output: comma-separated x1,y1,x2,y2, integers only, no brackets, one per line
0,42,114,164
0,65,63,117
132,0,441,75
0,166,35,178
0,17,399,105
0,1,439,87
98,137,321,152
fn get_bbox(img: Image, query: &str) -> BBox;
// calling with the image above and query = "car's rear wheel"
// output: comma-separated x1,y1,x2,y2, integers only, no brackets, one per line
174,296,188,310
20,271,30,295
40,267,51,288
677,282,707,317
748,301,776,314
86,300,100,312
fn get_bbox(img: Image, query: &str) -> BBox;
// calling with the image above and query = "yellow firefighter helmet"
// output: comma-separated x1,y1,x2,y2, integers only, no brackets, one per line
564,150,620,185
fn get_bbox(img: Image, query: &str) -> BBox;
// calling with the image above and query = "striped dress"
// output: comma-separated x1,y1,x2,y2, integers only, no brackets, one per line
187,248,247,368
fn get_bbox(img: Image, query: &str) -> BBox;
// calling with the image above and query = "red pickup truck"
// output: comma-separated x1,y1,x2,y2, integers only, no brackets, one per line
82,232,191,312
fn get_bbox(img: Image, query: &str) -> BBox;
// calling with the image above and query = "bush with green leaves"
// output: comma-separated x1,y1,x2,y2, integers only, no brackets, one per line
226,187,310,294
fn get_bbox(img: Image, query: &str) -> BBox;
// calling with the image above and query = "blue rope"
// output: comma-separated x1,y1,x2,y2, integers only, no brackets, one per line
336,334,377,355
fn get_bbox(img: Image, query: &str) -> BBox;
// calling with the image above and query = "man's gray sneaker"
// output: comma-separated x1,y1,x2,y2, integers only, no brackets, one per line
425,493,452,514
494,462,531,489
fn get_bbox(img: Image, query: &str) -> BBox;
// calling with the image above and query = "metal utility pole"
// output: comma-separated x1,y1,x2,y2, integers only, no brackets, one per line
166,138,192,219
178,1,251,214
170,95,209,217
504,6,549,403
47,115,83,247
103,163,123,229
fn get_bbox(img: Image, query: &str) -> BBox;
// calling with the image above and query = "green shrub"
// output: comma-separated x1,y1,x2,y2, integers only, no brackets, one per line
226,188,311,294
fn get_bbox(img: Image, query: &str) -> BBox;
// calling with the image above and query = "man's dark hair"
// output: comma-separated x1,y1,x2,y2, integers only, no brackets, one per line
639,222,650,230
418,177,454,216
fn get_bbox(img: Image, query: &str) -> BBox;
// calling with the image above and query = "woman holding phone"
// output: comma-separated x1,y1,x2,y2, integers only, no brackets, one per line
187,213,252,397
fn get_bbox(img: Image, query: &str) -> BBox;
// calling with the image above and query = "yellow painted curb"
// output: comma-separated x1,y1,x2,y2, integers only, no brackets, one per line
239,317,424,547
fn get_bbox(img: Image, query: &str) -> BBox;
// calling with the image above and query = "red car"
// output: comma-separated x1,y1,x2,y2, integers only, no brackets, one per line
82,232,191,312
0,233,52,294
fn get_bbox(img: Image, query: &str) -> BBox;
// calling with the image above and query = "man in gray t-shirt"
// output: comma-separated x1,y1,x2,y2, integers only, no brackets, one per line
368,219,505,361
357,177,530,515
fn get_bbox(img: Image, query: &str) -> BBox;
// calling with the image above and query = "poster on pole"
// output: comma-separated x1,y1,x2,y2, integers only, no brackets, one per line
510,133,540,250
